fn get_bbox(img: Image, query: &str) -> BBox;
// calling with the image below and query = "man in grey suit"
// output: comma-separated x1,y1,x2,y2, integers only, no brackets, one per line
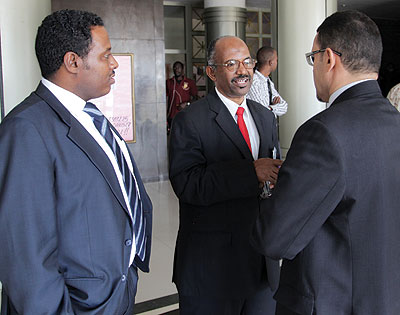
169,36,282,314
252,10,400,315
0,10,152,314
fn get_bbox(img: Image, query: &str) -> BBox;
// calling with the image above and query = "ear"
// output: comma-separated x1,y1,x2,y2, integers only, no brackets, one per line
63,52,81,74
325,48,337,72
206,66,217,82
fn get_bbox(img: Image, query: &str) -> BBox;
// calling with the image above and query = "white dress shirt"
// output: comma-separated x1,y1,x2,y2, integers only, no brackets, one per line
41,78,138,266
215,87,260,160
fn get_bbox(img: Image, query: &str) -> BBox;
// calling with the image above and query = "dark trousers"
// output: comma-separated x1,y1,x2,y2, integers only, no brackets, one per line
179,286,276,315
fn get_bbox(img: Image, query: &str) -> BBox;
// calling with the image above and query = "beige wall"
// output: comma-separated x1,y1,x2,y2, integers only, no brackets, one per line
0,0,51,115
276,0,337,157
0,0,50,305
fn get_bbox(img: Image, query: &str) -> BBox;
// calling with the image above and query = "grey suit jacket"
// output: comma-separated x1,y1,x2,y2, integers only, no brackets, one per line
169,90,280,298
0,83,152,314
252,80,400,315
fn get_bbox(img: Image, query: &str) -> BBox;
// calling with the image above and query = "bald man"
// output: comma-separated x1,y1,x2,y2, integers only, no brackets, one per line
169,36,282,314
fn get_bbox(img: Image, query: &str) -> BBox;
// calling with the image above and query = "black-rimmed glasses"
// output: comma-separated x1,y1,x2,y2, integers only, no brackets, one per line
211,58,257,72
305,48,342,66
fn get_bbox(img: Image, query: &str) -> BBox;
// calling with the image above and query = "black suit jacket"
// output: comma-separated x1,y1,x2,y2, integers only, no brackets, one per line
0,83,152,314
252,80,400,314
169,90,280,298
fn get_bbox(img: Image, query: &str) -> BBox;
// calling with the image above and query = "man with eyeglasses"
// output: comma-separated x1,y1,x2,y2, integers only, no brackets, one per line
247,46,288,117
169,35,282,314
252,10,400,315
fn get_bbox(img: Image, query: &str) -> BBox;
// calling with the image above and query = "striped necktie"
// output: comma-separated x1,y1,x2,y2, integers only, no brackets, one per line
83,102,146,261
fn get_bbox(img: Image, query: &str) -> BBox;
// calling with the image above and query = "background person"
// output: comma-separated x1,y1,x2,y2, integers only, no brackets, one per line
387,81,400,111
166,61,198,133
247,46,288,117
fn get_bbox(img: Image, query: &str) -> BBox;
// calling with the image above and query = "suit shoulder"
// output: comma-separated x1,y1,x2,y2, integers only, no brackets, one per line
248,98,267,110
3,92,46,121
1,92,59,132
248,99,275,118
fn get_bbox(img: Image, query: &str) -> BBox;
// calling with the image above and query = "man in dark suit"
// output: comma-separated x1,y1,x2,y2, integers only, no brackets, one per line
252,10,400,315
169,36,282,314
0,10,152,314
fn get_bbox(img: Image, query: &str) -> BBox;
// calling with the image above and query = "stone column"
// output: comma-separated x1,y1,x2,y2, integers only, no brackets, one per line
275,0,337,156
203,0,247,90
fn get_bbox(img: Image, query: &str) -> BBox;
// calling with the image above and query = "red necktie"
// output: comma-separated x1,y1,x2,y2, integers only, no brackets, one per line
236,107,252,152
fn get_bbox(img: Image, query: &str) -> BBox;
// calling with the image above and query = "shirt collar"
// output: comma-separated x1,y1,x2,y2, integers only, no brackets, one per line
41,78,86,115
215,87,249,118
327,79,374,107
254,69,269,82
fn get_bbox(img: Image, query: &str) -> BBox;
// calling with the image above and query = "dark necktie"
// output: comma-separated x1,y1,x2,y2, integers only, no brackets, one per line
267,77,273,105
236,106,252,153
83,102,146,261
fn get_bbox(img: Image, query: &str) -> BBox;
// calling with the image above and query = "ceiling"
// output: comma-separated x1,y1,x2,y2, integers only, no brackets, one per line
180,0,400,20
338,0,400,20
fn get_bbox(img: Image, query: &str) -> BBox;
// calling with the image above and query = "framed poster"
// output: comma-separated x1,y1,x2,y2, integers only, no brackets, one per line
91,53,136,143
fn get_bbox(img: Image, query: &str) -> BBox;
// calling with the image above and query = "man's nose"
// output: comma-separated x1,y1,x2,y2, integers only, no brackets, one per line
236,61,248,74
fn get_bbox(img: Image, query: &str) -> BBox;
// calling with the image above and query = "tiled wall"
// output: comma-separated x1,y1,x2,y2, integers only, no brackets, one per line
52,0,169,182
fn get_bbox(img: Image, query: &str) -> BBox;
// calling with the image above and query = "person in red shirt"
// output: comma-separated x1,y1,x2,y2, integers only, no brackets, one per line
166,61,198,133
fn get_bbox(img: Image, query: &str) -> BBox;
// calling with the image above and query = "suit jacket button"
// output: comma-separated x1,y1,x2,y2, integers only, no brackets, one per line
125,239,132,246
121,274,127,282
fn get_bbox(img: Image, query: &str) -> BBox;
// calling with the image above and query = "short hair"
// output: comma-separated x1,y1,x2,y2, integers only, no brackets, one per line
173,61,184,68
256,46,276,69
35,9,104,79
316,10,382,74
207,35,232,67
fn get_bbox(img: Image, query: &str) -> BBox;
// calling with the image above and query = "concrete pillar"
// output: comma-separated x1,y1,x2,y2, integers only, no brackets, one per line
0,0,51,116
203,0,247,43
276,0,337,156
203,0,247,90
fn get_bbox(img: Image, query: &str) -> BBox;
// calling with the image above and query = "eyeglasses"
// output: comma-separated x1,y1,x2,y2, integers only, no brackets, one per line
305,48,342,66
211,58,257,72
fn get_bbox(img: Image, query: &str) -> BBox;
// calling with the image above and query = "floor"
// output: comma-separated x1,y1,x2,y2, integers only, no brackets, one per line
134,180,180,314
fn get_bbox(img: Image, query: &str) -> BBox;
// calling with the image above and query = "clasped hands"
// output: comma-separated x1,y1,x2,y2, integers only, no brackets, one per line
254,158,283,188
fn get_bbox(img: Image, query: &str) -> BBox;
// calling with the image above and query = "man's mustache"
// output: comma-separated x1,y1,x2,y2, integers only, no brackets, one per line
231,74,250,83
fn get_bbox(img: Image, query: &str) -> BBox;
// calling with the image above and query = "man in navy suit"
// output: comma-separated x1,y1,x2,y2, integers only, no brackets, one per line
252,10,400,315
0,9,152,314
169,36,282,314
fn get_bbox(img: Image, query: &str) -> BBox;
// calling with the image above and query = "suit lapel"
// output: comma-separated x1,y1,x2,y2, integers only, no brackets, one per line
208,91,253,160
248,102,269,159
34,83,130,215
